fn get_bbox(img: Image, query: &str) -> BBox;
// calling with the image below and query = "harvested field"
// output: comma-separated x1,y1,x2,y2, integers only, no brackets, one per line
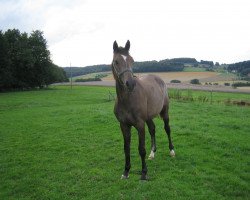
102,71,233,83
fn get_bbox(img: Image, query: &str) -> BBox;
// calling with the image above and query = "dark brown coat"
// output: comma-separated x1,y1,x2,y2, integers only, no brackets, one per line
112,40,175,180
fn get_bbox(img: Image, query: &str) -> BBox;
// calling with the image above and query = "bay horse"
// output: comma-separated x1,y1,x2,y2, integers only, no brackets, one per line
112,40,175,180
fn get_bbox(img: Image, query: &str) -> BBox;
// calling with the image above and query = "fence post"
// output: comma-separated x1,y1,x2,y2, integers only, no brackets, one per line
70,62,73,90
210,90,213,104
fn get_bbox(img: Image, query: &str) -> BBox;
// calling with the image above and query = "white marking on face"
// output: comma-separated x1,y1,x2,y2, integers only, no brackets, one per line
121,55,127,62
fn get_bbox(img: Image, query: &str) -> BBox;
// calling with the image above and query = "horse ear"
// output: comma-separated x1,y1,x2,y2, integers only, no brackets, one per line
125,40,130,51
113,41,118,52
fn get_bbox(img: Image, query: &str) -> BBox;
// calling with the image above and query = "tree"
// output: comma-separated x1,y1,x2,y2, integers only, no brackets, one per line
0,29,68,91
0,31,12,90
190,79,200,84
170,80,181,83
215,62,220,66
28,30,51,88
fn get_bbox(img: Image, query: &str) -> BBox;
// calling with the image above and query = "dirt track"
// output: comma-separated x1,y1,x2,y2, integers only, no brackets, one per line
52,81,250,94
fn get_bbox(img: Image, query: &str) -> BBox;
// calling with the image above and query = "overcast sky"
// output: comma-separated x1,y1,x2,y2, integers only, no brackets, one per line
1,0,250,67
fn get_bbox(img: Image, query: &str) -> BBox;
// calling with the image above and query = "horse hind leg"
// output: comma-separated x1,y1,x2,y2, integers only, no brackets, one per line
160,106,175,157
146,119,156,160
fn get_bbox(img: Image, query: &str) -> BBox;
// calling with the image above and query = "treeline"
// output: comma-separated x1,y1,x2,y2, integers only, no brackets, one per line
169,58,198,64
64,64,110,77
227,60,250,77
133,59,185,73
63,58,198,77
0,29,68,91
200,60,214,67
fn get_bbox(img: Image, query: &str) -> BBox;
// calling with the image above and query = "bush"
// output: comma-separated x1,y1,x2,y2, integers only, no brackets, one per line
170,80,181,83
75,78,101,82
190,79,200,84
232,82,250,87
224,83,230,86
95,74,108,79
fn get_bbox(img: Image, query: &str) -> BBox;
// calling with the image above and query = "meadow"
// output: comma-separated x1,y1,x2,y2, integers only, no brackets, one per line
0,86,249,199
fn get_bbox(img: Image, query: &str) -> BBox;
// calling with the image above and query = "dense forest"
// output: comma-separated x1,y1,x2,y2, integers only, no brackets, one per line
227,60,250,77
0,29,68,91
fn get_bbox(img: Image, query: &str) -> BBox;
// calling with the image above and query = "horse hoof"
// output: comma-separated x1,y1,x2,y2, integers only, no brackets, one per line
170,149,175,157
121,174,129,179
148,151,155,160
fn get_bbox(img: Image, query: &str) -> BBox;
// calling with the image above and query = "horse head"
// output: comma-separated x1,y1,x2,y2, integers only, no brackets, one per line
112,40,136,91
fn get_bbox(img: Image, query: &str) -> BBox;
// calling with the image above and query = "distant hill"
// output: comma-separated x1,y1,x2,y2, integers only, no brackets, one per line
64,64,110,77
63,58,201,77
64,58,250,78
227,60,250,77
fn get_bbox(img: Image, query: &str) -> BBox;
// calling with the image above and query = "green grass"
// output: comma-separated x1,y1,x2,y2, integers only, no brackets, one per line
183,67,207,72
72,72,110,81
0,86,249,199
168,89,250,103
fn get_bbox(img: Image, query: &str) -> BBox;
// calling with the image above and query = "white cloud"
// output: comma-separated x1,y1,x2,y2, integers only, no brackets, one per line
1,0,250,66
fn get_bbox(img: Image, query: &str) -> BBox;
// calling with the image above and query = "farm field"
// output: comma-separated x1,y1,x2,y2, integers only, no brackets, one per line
0,86,250,199
102,71,218,83
183,66,207,72
101,71,237,84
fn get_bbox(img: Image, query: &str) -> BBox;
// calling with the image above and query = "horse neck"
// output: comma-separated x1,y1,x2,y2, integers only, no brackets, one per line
115,80,127,102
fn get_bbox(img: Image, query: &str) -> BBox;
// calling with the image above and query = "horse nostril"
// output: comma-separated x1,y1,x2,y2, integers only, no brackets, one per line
126,81,129,87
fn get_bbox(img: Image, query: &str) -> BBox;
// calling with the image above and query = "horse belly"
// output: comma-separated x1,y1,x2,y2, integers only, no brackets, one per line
139,74,166,119
146,86,166,119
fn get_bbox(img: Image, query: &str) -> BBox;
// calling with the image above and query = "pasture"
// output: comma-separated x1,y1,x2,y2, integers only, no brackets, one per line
0,86,249,199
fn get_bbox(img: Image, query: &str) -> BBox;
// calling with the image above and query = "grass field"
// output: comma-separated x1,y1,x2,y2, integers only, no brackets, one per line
0,86,249,199
72,72,110,81
183,66,207,72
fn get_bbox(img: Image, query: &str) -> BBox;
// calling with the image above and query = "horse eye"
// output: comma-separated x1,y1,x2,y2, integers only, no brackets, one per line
115,60,119,65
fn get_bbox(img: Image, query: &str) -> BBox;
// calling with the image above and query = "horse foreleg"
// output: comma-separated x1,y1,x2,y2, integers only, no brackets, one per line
146,119,156,160
120,123,131,179
135,122,148,180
